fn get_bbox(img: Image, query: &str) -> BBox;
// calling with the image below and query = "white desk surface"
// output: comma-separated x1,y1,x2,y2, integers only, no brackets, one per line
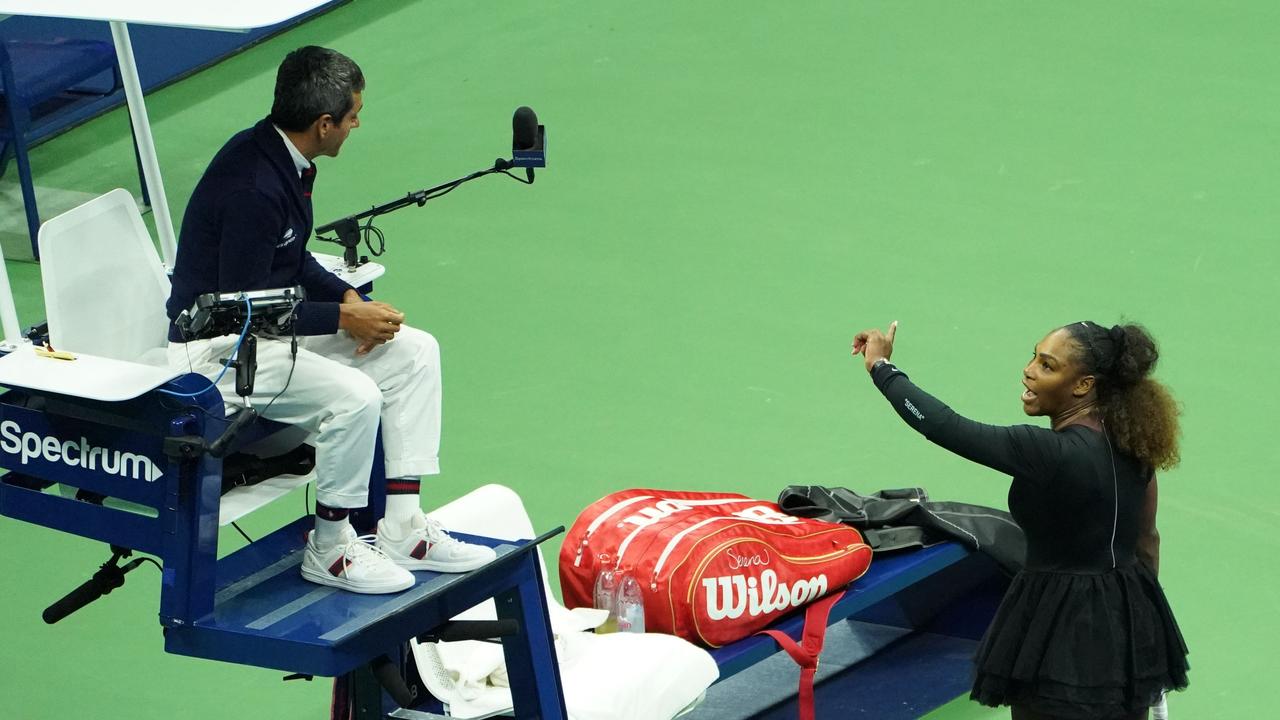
311,252,386,289
0,1,331,31
0,344,179,402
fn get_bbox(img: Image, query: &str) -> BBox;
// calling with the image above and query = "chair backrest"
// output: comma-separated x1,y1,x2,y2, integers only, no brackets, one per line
38,188,171,365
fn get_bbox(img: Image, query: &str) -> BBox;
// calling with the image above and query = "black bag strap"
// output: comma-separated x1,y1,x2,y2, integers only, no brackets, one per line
777,485,927,528
862,525,931,553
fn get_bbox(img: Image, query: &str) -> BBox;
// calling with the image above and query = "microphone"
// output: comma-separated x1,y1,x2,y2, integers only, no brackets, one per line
510,106,545,182
43,556,145,623
513,106,538,151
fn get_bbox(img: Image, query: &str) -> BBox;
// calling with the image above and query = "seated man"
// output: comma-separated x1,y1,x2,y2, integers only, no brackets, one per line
165,46,494,593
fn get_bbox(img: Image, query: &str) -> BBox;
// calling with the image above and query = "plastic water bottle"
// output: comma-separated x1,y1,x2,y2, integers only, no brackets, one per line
614,571,646,634
1151,691,1169,720
593,556,619,634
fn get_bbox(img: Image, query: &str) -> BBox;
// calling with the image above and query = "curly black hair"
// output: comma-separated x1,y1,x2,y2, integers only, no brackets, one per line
1062,321,1181,471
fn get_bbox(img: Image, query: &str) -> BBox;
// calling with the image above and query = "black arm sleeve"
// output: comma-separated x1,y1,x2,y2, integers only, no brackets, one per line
871,361,1061,481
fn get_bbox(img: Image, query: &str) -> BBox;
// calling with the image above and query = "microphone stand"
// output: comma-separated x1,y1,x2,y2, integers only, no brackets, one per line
315,158,525,268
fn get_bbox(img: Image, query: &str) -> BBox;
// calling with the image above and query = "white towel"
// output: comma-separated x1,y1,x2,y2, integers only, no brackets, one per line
411,484,718,720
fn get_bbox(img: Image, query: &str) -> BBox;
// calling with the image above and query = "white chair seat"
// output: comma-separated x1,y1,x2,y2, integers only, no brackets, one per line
38,188,171,363
37,189,307,523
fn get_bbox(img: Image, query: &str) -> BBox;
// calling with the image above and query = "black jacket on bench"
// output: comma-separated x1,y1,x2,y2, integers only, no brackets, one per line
778,485,1026,575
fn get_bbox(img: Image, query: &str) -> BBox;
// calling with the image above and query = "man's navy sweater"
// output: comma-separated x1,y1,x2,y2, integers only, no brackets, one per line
166,118,354,341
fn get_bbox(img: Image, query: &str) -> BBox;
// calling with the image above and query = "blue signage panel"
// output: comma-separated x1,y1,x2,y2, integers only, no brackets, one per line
0,402,169,508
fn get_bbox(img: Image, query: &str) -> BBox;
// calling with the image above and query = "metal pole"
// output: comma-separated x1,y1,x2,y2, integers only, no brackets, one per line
0,18,21,344
109,21,178,268
0,248,23,347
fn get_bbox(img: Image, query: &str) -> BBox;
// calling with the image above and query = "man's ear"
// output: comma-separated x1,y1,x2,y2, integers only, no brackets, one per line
314,113,335,140
1073,374,1096,398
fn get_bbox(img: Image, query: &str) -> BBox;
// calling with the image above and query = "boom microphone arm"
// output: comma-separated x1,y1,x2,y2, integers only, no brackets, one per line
315,106,545,269
314,158,526,269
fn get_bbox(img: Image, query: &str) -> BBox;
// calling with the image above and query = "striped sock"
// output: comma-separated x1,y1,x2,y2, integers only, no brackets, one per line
314,503,350,548
386,477,422,527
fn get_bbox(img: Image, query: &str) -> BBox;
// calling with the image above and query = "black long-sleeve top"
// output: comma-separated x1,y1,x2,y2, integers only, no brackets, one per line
166,118,354,341
870,360,1151,574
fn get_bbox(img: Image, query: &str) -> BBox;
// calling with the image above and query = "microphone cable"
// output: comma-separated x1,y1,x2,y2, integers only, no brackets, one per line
255,303,302,419
159,298,254,399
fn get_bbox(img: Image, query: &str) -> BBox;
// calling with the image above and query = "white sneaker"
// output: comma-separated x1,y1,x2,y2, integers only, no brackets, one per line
377,512,497,572
301,524,415,594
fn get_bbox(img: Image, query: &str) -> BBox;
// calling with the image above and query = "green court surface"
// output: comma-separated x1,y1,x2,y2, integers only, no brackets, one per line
0,1,1275,718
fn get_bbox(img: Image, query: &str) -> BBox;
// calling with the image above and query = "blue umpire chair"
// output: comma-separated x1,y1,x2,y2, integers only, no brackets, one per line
0,189,568,718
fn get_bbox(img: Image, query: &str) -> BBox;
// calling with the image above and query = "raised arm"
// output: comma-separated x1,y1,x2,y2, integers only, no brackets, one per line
852,322,1060,480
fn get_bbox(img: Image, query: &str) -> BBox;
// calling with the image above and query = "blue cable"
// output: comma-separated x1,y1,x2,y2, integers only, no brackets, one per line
157,298,252,399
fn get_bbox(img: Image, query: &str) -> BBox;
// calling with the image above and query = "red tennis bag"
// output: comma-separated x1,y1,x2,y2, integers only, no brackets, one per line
559,489,873,647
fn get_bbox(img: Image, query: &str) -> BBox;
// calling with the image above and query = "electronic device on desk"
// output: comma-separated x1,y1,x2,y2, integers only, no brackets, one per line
175,286,305,341
173,286,305,455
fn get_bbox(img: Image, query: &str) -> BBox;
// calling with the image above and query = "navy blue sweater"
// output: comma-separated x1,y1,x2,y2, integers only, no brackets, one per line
166,118,354,341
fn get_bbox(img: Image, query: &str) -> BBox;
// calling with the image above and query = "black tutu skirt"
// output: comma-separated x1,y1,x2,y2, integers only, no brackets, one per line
970,561,1189,719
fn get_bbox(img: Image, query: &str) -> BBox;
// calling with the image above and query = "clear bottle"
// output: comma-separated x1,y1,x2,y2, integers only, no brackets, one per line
614,571,646,634
593,555,619,634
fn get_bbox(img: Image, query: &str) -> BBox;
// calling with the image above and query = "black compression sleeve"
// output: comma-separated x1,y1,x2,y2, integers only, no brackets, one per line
871,361,1060,481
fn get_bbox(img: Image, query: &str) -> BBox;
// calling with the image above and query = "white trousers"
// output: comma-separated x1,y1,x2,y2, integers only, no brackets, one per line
168,326,442,508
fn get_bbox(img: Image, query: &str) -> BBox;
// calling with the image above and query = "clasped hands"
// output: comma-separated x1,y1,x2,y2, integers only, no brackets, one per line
339,289,404,356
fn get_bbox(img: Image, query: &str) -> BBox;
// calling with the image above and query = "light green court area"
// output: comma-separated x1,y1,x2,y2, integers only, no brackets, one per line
1,1,1275,718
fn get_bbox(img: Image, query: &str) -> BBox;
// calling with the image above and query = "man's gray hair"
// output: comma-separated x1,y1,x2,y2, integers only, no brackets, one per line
270,46,364,131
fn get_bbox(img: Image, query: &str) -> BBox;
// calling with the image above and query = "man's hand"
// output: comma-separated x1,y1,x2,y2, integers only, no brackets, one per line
851,321,898,373
339,291,405,355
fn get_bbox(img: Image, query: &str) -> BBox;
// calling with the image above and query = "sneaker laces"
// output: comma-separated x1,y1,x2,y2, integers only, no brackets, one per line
342,533,398,570
418,515,465,549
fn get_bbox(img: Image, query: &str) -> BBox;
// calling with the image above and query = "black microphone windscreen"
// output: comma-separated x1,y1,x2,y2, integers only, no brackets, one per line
513,106,538,150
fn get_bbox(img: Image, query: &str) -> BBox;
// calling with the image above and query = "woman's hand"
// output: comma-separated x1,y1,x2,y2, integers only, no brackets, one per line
851,321,898,373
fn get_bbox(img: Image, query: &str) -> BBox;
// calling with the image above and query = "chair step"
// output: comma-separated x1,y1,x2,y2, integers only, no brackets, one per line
163,516,552,678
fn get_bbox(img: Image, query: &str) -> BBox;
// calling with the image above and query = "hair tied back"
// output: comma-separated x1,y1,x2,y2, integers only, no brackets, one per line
1109,324,1127,360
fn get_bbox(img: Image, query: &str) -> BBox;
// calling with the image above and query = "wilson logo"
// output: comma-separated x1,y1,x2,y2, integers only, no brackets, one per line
701,569,828,621
0,420,164,483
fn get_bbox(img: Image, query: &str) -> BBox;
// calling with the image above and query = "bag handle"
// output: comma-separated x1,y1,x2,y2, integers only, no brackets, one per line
758,589,845,720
